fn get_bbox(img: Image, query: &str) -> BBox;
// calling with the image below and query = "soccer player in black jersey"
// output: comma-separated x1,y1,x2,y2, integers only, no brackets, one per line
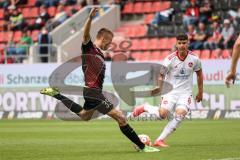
40,8,159,152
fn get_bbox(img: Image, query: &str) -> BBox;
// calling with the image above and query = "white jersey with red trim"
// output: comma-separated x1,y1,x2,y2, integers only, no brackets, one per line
162,50,202,95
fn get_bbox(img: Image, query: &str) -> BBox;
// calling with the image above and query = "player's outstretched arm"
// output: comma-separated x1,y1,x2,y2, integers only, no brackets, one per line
225,35,240,87
82,8,98,44
196,69,203,102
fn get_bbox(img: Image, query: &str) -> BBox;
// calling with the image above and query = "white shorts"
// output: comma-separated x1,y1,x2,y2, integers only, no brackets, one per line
160,94,193,113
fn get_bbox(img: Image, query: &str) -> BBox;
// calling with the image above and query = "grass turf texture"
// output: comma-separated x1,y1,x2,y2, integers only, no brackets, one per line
0,120,240,160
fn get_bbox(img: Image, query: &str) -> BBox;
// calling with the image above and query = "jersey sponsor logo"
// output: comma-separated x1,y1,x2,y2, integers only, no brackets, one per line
180,68,186,74
174,68,190,79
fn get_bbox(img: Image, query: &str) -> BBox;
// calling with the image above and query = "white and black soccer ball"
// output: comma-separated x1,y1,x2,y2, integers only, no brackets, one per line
138,134,152,146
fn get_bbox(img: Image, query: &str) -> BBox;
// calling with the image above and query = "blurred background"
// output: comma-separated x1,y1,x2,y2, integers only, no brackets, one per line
0,0,240,120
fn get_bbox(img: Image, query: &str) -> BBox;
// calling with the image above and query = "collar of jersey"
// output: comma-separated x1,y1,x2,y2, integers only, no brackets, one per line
176,51,189,61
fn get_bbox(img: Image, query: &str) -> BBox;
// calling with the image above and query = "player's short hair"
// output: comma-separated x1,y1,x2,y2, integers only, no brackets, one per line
96,28,113,39
176,34,188,41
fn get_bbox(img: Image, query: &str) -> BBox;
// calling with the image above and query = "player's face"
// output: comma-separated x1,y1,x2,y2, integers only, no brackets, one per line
101,33,113,51
176,40,189,53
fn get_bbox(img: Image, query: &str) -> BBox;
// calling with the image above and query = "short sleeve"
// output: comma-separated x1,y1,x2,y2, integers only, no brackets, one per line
162,57,171,70
160,57,171,75
81,39,93,53
193,58,202,72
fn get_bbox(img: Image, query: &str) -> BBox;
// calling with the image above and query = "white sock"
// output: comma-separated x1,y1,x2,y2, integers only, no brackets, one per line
157,114,184,141
143,103,160,118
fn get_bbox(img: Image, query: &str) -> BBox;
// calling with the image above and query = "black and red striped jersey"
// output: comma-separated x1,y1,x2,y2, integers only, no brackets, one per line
81,40,106,89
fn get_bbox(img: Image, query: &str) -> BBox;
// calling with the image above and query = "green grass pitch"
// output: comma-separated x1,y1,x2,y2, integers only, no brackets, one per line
0,119,240,160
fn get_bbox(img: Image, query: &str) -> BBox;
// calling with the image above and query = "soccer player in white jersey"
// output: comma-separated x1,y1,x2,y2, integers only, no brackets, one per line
133,34,203,147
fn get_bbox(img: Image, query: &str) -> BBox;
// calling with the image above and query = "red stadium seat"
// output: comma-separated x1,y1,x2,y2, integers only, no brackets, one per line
0,9,3,19
13,31,22,42
200,50,211,59
222,49,231,59
143,2,152,13
126,26,134,37
31,30,40,42
122,2,134,14
5,31,14,42
131,52,141,61
158,38,168,50
26,0,36,7
151,51,161,61
22,7,39,18
130,39,140,51
160,1,171,11
144,14,154,24
152,2,161,12
0,32,4,43
48,6,57,17
210,49,220,59
22,7,30,18
0,43,5,51
31,7,40,18
148,38,159,50
133,2,143,14
160,51,170,60
137,25,147,37
140,51,151,61
168,37,177,47
139,38,148,50
164,38,175,50
193,50,201,58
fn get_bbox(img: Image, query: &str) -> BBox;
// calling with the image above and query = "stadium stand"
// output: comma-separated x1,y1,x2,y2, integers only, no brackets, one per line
114,0,240,61
0,0,84,64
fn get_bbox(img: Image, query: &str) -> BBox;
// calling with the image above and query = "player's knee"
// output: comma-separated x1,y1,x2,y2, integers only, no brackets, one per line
118,116,127,126
159,110,168,119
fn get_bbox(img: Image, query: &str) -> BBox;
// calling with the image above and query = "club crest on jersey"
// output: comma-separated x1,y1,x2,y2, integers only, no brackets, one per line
188,62,193,68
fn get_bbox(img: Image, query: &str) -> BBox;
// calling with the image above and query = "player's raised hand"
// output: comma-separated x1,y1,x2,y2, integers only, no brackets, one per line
225,72,236,88
195,92,202,102
89,8,98,19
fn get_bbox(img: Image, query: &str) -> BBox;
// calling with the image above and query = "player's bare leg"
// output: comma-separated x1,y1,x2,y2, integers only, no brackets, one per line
78,109,96,121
